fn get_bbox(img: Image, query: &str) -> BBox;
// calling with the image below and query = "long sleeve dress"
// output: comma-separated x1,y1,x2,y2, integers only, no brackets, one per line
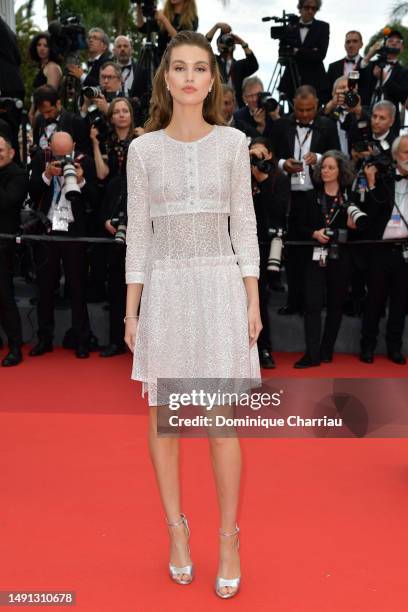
126,125,261,406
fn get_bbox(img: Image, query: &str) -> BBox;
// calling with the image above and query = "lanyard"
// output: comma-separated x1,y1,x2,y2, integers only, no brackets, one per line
295,127,313,161
320,191,342,227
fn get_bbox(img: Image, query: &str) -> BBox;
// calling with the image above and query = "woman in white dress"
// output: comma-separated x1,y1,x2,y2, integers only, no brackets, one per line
125,31,262,599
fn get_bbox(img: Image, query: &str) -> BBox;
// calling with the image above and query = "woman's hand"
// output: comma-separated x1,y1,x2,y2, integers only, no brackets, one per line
124,318,138,353
90,125,99,143
247,302,262,349
313,228,330,244
347,215,357,230
105,220,117,235
364,164,378,189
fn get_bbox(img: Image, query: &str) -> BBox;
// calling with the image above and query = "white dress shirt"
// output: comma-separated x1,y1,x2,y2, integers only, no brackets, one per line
278,124,321,191
383,170,408,239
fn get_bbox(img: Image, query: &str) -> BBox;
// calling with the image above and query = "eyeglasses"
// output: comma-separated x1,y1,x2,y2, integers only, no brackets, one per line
88,35,103,42
101,74,119,81
302,4,318,10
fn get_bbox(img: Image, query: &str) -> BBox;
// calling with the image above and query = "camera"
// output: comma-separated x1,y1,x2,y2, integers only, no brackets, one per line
263,11,299,60
82,86,101,99
0,97,24,112
130,0,157,19
55,155,81,201
343,71,360,108
218,33,235,49
323,228,348,260
267,228,285,272
375,45,400,69
89,110,110,142
250,154,273,174
346,204,368,229
257,91,279,114
353,119,372,153
48,14,87,59
111,212,127,244
20,200,52,235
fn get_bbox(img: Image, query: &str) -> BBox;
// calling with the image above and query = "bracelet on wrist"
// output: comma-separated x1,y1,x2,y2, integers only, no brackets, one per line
124,315,139,323
241,43,249,49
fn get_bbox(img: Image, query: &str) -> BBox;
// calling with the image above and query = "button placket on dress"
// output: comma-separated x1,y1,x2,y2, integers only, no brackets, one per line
187,143,195,206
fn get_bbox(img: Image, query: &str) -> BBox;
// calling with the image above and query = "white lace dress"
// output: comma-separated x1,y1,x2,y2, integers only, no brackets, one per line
126,125,261,405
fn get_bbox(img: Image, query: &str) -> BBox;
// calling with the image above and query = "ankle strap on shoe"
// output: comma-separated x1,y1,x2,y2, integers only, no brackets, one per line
219,525,240,537
167,513,187,528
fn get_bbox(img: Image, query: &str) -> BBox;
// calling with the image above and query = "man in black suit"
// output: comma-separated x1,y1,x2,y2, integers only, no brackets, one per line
0,17,25,159
327,31,370,106
360,134,408,365
32,85,87,153
28,132,95,359
205,22,258,108
233,76,280,140
0,136,28,367
362,30,408,125
269,85,340,314
112,35,149,102
67,28,111,88
278,0,330,104
349,100,398,164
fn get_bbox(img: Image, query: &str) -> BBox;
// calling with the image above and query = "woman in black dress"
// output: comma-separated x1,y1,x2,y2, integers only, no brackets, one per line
28,33,62,124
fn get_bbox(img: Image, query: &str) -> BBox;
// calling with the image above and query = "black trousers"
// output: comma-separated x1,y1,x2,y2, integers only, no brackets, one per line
0,246,23,348
361,245,408,353
303,250,351,361
106,243,126,346
258,243,273,351
33,240,90,344
285,191,312,311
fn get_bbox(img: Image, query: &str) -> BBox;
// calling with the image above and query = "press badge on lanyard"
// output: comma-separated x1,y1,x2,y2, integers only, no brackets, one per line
313,247,328,267
390,213,402,227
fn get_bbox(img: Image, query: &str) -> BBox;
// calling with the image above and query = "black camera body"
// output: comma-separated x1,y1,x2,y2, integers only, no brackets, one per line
219,33,235,49
131,0,157,19
20,200,52,235
324,228,348,243
374,45,400,69
0,97,23,112
250,154,273,174
82,86,101,99
48,14,87,59
257,91,279,114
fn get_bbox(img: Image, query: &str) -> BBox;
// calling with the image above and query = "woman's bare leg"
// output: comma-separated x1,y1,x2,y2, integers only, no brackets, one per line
148,407,191,582
208,433,242,596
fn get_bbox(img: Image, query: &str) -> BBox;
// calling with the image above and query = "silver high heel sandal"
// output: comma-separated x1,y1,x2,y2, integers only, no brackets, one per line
215,525,241,599
167,513,194,585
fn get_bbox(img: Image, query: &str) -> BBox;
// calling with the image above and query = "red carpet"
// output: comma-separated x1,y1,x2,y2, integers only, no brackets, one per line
1,348,408,611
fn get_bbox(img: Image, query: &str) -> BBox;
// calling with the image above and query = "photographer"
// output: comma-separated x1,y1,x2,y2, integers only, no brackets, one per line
81,62,125,118
278,0,330,104
250,137,290,369
0,17,25,159
327,31,370,106
349,100,397,167
67,28,112,88
28,32,63,126
135,0,198,60
323,75,364,157
90,98,137,357
293,151,361,368
363,29,408,126
113,35,148,102
28,132,95,359
205,22,258,108
32,85,87,154
359,135,408,365
0,136,28,367
233,76,279,140
269,84,340,315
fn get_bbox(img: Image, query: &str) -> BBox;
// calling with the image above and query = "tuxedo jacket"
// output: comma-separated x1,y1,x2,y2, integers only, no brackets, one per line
83,52,112,87
362,178,399,240
216,52,259,107
327,56,371,106
269,114,340,170
29,149,97,236
233,106,275,140
278,19,330,102
33,109,88,152
365,61,408,113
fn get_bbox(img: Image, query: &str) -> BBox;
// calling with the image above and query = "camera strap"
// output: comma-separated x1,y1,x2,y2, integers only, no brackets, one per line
295,126,313,160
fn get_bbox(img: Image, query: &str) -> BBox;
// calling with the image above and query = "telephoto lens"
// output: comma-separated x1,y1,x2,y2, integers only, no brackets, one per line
82,86,101,98
61,156,81,201
347,204,368,229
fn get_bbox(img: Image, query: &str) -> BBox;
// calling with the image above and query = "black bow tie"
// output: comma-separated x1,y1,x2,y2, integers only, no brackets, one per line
299,22,313,29
346,56,358,62
121,64,132,71
395,174,408,181
296,121,314,129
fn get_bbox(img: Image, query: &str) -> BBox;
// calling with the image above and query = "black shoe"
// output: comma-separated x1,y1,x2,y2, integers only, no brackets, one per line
75,345,90,359
259,349,276,369
320,349,333,363
2,349,22,367
99,343,126,358
29,340,53,357
387,351,406,365
360,350,374,364
294,354,320,369
278,305,298,316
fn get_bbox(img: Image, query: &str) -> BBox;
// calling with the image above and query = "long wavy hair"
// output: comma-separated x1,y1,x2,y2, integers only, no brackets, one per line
145,31,224,132
162,0,198,31
107,98,135,141
313,150,355,191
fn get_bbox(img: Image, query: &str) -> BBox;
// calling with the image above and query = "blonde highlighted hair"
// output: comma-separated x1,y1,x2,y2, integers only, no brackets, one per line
145,31,224,133
162,0,198,31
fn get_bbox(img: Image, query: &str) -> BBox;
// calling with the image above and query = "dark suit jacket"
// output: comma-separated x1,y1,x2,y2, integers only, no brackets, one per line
29,149,97,236
279,18,330,102
253,171,290,242
33,109,90,154
327,56,371,106
216,52,259,108
269,114,340,170
365,61,408,127
83,52,112,87
233,106,275,140
362,177,397,240
0,162,28,235
0,17,25,99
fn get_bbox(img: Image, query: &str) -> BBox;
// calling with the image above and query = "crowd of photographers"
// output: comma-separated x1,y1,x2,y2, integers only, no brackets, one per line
1,0,408,370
